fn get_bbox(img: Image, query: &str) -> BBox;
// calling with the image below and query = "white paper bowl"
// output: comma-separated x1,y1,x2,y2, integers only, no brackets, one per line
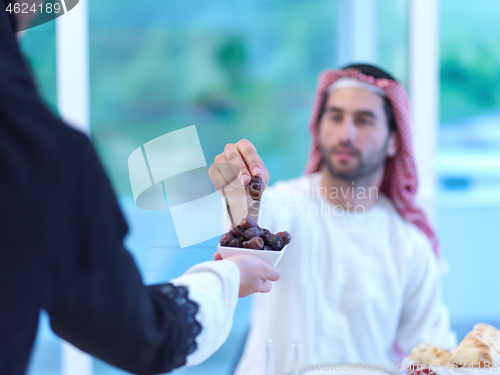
217,244,287,267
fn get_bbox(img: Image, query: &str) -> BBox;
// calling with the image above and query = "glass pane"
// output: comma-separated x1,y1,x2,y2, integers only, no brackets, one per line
378,0,409,85
438,0,500,340
439,0,500,194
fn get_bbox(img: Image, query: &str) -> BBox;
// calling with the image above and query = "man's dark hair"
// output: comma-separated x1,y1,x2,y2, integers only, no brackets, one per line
317,63,397,132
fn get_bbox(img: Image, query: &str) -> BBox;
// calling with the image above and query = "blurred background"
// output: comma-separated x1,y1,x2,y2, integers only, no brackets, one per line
19,0,500,374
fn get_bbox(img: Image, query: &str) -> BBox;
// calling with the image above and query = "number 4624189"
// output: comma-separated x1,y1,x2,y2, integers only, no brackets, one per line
5,2,61,13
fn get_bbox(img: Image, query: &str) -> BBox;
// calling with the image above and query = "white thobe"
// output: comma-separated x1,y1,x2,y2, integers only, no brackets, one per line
235,173,455,375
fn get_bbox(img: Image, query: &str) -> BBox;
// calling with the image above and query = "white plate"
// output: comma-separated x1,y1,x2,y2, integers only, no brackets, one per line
217,244,287,267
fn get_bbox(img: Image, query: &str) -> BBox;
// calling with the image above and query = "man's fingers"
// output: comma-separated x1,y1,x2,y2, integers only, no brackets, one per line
237,140,262,177
209,163,230,191
218,162,241,190
224,144,251,184
209,154,231,190
216,140,267,189
257,155,270,189
209,157,242,194
214,251,222,261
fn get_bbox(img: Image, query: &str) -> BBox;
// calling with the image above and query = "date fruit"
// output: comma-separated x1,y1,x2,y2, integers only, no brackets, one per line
220,232,233,246
276,231,291,246
248,176,263,200
220,217,291,252
230,226,246,239
240,217,258,230
263,233,284,251
244,237,264,250
245,227,264,239
228,238,241,248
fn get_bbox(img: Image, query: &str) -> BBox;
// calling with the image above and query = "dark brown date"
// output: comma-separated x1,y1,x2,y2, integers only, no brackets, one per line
262,232,275,245
245,227,264,239
273,237,284,251
248,176,263,200
276,231,291,246
228,238,241,248
220,217,291,251
240,217,258,230
244,237,264,249
220,232,233,246
263,232,284,251
230,226,245,239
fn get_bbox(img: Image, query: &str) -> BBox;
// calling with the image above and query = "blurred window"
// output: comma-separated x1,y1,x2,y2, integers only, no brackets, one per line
438,0,500,341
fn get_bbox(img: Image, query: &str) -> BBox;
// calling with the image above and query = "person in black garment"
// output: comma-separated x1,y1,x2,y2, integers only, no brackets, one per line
0,5,281,375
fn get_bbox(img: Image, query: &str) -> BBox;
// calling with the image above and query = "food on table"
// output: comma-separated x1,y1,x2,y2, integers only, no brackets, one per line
449,323,500,367
406,323,500,374
220,217,291,251
408,342,451,367
407,368,437,375
248,176,263,200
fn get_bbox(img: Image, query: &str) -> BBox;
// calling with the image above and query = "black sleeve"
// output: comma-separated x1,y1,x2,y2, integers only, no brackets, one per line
0,9,202,375
45,133,203,374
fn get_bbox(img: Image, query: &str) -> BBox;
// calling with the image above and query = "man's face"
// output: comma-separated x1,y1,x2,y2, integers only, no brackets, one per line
318,87,397,181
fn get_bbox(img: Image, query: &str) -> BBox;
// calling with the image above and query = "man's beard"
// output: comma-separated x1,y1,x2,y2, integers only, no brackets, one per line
320,138,390,182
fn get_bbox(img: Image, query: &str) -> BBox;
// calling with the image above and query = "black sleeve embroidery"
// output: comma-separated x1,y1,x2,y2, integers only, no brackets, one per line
159,283,202,368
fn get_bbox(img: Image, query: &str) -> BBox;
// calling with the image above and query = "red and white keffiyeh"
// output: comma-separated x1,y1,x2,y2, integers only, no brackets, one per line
304,68,440,257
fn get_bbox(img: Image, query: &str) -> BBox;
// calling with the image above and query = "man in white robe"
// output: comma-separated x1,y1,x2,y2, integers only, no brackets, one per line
210,64,456,374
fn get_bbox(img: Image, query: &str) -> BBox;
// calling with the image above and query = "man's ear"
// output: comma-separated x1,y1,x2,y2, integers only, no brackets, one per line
386,131,399,157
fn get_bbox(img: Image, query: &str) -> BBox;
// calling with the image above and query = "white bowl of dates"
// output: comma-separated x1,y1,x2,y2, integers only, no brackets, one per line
218,217,291,267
